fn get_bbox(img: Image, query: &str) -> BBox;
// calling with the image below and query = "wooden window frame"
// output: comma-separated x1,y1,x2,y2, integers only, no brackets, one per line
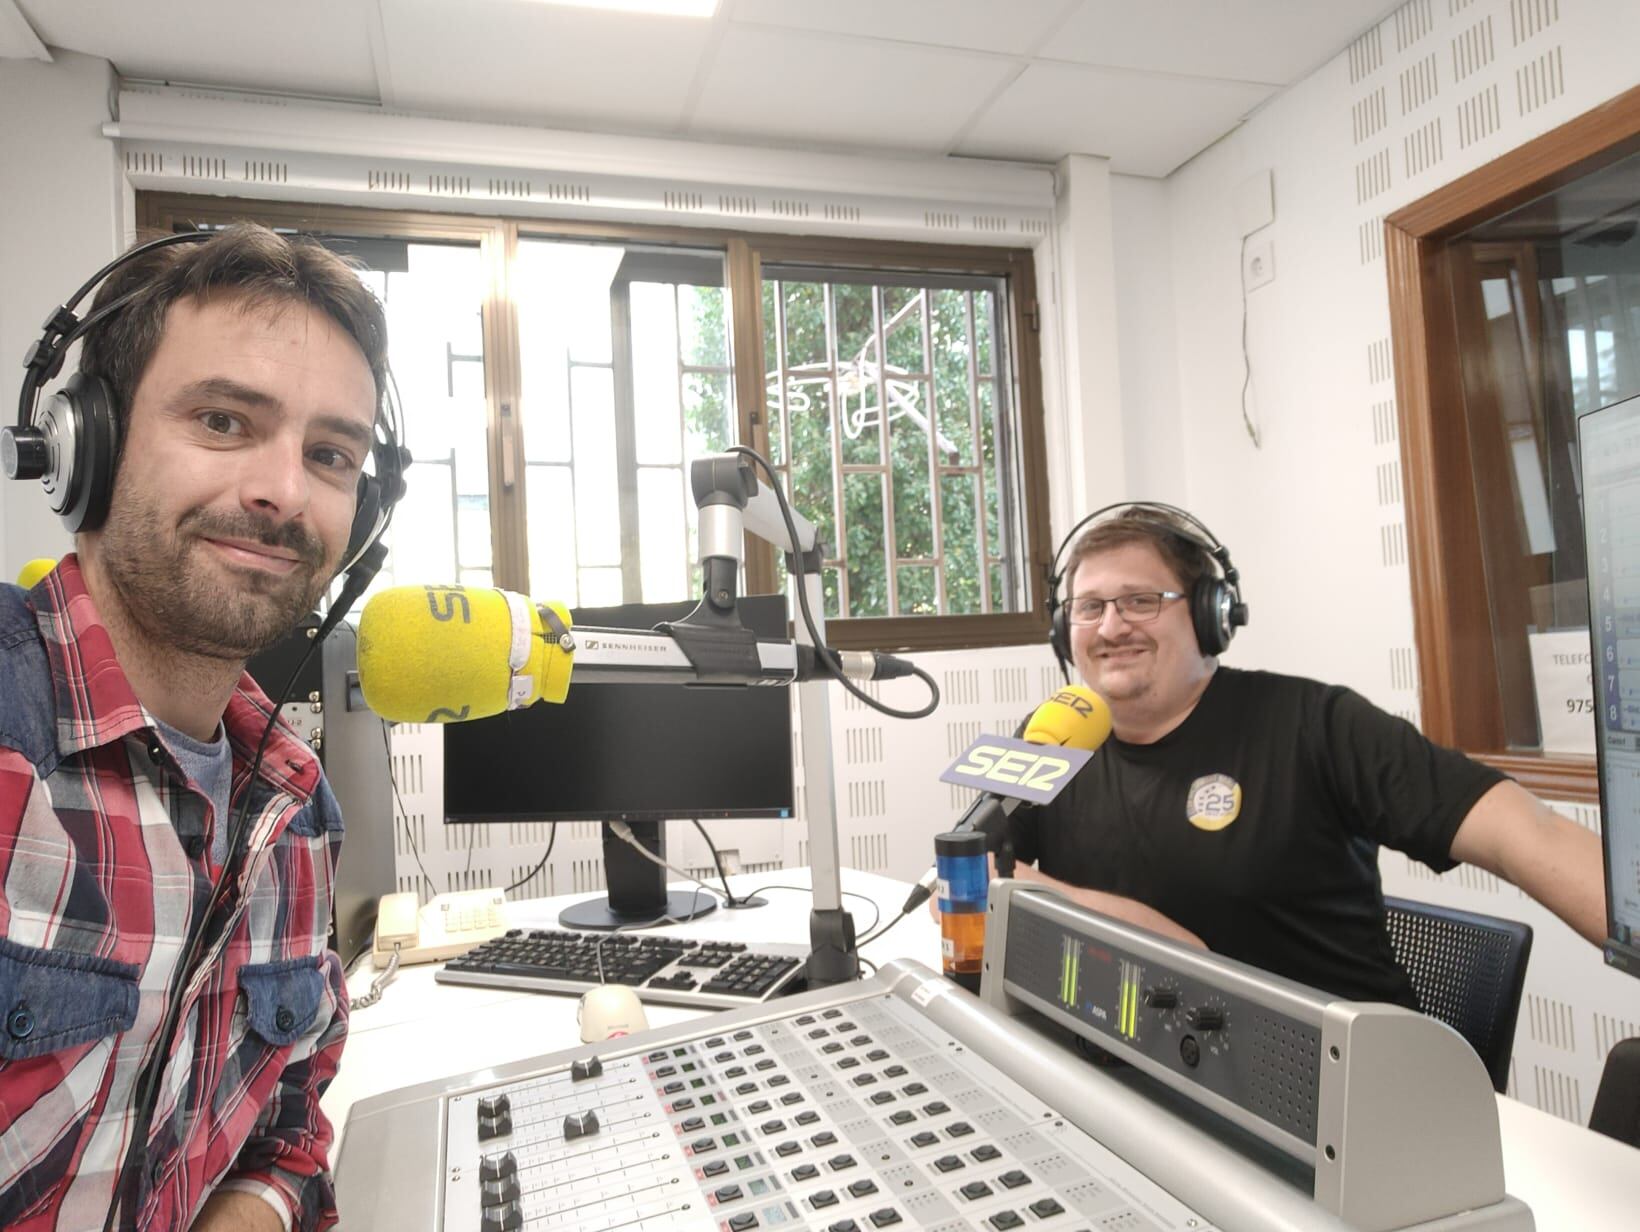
136,193,1051,653
1385,84,1640,803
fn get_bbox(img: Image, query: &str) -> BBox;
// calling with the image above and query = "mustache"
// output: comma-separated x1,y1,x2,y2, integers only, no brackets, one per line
1092,635,1153,652
179,507,327,569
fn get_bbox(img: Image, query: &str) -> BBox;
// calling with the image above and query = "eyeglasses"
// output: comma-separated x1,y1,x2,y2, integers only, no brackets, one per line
1063,590,1186,625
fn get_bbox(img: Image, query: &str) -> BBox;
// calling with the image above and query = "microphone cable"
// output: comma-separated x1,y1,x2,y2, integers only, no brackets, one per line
728,446,939,721
856,906,913,949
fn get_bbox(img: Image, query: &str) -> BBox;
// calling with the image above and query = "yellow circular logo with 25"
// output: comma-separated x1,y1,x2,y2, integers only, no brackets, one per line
1186,774,1241,832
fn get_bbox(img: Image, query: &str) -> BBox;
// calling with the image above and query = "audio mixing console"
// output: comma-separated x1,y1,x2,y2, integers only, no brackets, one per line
337,883,1534,1231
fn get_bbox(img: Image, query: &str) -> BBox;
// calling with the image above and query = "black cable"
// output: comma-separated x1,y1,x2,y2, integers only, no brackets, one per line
856,906,912,949
691,818,739,906
380,720,437,900
736,883,882,939
728,445,939,721
503,825,558,895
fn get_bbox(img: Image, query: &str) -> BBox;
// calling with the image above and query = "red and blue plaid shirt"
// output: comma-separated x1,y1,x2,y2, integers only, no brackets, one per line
0,555,348,1230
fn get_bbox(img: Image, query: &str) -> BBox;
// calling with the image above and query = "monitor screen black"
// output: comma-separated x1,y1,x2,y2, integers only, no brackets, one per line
1576,391,1640,979
441,594,795,928
443,594,794,824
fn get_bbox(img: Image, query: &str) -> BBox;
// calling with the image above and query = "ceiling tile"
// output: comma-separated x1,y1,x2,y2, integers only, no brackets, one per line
381,0,714,133
18,0,379,99
728,0,1072,58
1049,0,1401,84
689,26,1017,153
955,62,1277,177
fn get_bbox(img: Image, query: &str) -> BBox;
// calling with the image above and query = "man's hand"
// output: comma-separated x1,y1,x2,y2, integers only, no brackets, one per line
190,1189,285,1232
1449,780,1606,945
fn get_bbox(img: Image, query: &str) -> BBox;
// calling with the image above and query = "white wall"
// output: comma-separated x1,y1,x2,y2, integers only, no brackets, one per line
1109,174,1186,505
1135,0,1640,1121
0,49,125,579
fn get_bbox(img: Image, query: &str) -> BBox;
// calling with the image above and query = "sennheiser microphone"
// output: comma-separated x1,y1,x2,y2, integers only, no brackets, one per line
902,686,1113,914
356,583,919,724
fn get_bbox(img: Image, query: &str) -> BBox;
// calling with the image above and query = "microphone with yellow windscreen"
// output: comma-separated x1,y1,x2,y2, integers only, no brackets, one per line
1021,685,1112,750
902,685,1113,914
16,558,56,589
356,585,575,724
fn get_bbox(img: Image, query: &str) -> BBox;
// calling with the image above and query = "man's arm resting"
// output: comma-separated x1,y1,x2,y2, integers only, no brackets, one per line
925,856,1206,948
1449,780,1607,945
1011,862,1208,948
192,1190,285,1232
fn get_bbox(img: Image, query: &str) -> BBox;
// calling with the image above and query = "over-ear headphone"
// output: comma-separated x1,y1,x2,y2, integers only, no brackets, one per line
2,229,408,574
1045,502,1248,680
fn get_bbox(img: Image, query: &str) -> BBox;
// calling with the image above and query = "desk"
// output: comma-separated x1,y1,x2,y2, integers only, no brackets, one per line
331,867,1637,1230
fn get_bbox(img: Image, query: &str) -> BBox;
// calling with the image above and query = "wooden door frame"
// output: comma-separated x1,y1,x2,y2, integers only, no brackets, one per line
1386,83,1640,802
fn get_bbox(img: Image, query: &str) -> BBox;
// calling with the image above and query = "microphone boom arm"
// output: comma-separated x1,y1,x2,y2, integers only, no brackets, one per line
688,455,856,989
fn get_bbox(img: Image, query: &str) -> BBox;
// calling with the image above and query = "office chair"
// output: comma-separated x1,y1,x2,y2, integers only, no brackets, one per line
1589,1037,1640,1148
1383,896,1533,1094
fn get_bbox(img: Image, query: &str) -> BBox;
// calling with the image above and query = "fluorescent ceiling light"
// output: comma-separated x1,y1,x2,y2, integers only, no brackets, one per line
533,0,719,15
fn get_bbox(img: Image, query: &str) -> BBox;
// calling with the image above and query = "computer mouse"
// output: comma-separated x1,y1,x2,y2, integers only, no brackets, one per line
578,984,649,1043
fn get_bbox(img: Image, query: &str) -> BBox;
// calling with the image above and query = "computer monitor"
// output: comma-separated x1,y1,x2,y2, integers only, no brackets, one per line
1576,391,1640,979
442,593,795,929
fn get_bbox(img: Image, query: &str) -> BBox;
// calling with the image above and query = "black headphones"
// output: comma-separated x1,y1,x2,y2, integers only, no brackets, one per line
2,230,408,570
1046,501,1248,679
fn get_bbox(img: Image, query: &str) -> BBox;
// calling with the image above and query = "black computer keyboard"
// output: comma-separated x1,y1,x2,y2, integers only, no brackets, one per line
436,928,809,1009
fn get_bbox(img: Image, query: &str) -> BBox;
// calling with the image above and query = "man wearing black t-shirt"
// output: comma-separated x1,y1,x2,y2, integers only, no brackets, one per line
997,508,1606,1007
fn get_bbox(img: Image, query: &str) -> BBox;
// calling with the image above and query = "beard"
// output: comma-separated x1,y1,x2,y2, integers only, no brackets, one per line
98,484,333,662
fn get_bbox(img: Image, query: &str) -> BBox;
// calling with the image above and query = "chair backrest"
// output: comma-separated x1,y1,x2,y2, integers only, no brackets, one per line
1589,1037,1640,1147
1383,896,1533,1094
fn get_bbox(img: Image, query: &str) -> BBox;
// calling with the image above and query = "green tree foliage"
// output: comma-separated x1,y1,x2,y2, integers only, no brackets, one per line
761,276,1003,619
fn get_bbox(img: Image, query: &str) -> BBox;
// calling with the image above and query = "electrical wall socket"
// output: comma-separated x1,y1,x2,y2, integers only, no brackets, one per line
1245,239,1275,291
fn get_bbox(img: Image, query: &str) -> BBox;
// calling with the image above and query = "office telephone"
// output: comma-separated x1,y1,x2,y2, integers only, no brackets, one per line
371,887,508,966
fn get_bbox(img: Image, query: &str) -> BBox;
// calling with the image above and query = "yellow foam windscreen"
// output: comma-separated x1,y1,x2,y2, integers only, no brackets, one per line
356,585,574,724
15,558,56,589
1022,685,1113,751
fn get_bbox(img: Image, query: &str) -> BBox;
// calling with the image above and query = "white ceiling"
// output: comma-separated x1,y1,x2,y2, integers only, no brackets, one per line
3,0,1403,178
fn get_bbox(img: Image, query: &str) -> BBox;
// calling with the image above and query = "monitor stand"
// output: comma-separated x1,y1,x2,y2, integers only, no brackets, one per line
557,820,719,930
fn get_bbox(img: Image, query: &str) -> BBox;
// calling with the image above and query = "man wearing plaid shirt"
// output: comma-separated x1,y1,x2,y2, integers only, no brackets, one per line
0,225,388,1230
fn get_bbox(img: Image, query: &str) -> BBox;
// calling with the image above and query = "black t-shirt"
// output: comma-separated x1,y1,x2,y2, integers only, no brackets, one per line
1006,667,1505,1007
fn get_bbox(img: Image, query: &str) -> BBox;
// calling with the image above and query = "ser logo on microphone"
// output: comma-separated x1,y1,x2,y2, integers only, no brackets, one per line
424,585,472,623
938,734,1098,806
1047,688,1097,718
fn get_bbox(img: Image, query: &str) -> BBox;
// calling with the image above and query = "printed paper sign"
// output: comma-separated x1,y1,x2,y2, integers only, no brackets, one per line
1528,629,1596,756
